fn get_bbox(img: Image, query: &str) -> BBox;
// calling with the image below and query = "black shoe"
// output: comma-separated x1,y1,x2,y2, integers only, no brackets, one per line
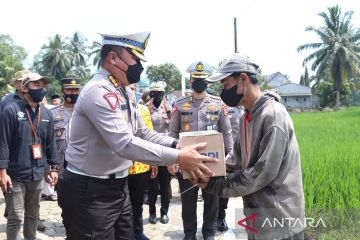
217,218,229,232
160,214,169,224
135,231,150,240
183,236,196,240
149,214,157,224
37,220,46,232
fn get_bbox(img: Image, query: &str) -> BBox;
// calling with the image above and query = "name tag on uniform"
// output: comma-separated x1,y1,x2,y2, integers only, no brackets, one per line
32,144,42,160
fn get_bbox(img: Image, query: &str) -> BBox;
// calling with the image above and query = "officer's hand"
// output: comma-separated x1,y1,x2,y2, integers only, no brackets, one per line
0,169,12,193
167,164,179,176
150,166,158,179
176,142,218,181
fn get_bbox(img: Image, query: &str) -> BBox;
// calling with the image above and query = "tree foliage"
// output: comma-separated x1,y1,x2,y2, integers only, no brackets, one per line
146,63,182,93
0,35,27,95
297,5,360,110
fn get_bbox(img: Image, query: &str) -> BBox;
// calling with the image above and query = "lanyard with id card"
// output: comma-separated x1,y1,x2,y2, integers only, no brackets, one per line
25,107,42,160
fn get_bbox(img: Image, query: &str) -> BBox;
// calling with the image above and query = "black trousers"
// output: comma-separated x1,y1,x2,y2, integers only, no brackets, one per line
177,173,219,238
218,197,229,220
128,171,150,235
148,166,170,216
57,169,133,240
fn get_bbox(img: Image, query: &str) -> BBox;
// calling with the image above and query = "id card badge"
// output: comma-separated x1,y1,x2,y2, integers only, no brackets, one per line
32,144,42,160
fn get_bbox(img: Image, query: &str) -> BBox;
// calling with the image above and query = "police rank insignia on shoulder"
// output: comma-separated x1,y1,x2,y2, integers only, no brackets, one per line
207,105,216,111
108,75,119,88
103,93,119,110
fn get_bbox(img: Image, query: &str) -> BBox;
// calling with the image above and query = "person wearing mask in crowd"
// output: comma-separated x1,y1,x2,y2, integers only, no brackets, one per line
0,72,59,240
200,53,305,240
127,83,157,240
0,70,29,114
168,61,233,240
57,32,217,240
41,77,81,201
147,81,172,225
51,95,62,106
0,70,48,232
217,104,244,232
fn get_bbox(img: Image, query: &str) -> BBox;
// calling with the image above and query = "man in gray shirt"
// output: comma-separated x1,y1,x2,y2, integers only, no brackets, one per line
201,53,305,240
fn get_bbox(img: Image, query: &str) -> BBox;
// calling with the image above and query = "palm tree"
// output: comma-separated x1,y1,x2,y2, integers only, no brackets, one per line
67,32,88,72
89,41,102,69
297,5,360,110
40,34,71,80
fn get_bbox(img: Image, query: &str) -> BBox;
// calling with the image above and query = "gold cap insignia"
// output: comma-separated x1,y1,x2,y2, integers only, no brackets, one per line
195,62,204,72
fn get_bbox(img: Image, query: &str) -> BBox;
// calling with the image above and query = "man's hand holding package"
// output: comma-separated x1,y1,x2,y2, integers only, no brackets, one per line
176,142,218,182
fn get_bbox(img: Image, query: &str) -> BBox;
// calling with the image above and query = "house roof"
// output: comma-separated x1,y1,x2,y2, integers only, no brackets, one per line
264,72,312,96
265,72,291,88
274,83,312,96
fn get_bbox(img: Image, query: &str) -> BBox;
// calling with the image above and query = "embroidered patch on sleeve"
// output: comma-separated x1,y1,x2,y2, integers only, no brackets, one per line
103,93,119,110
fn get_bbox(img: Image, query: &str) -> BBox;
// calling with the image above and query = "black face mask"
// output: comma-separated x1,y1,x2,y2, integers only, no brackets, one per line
113,58,144,84
220,85,244,107
126,61,144,84
28,88,46,103
151,92,164,108
191,80,208,93
64,94,79,104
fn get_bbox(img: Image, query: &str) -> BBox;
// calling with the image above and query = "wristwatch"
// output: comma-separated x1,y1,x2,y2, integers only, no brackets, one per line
49,165,60,172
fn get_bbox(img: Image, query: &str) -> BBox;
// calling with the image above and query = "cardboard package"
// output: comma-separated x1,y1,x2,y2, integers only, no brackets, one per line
179,130,225,179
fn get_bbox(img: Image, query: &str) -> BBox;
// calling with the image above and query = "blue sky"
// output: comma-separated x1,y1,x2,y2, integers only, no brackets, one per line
1,0,359,83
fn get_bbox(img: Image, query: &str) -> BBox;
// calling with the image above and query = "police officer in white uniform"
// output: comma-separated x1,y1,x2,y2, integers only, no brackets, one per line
169,61,233,240
57,32,217,240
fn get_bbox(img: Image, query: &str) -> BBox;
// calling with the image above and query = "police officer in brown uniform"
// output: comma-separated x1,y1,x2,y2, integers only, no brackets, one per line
42,77,81,201
169,61,233,240
147,82,172,224
217,105,244,232
51,77,81,173
57,32,217,240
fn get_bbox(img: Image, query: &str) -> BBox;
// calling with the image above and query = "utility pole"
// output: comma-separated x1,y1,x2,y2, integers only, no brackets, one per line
234,17,238,53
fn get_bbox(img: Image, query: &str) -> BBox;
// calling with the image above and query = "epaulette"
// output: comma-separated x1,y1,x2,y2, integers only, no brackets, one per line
208,94,222,101
100,84,113,93
175,95,189,104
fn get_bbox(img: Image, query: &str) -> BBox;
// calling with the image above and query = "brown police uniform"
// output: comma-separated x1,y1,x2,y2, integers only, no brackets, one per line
169,93,233,239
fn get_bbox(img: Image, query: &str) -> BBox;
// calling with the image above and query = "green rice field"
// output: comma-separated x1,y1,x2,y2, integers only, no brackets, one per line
291,107,360,239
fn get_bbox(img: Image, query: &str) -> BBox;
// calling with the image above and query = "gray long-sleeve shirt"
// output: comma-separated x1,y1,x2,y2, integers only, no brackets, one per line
205,95,305,239
65,69,179,176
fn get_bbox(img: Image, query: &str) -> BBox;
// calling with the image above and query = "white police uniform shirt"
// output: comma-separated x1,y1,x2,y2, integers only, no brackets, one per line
65,68,178,178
